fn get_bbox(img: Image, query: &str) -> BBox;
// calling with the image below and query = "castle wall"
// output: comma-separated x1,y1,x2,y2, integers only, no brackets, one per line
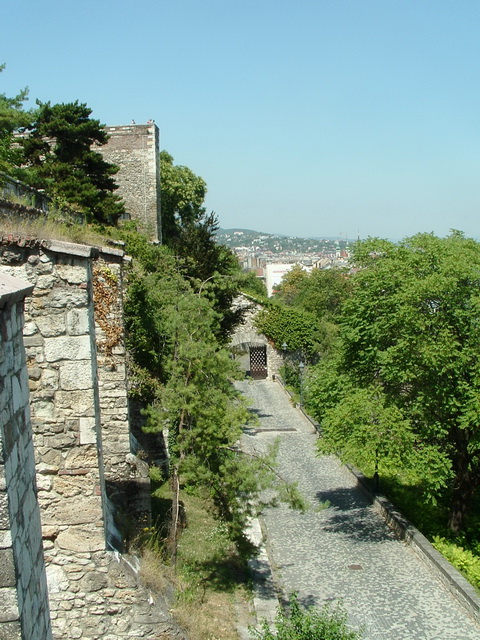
0,272,52,640
0,237,178,640
101,124,161,243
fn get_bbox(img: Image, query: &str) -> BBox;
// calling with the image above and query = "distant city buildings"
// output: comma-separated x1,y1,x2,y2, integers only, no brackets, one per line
216,228,352,297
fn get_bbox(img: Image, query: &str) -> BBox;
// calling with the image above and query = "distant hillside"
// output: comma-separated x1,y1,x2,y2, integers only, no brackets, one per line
216,228,351,254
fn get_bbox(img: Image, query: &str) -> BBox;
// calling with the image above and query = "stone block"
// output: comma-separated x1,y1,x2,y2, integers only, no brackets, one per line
0,548,15,587
55,265,87,285
36,274,56,290
79,571,109,592
52,390,95,415
66,308,90,336
0,530,11,549
45,497,102,526
0,588,19,622
0,621,21,639
48,288,88,309
64,446,98,470
31,400,55,420
45,564,69,594
59,361,94,391
35,314,66,338
0,492,10,528
79,417,97,445
41,368,59,390
56,526,105,552
22,334,44,348
52,477,82,498
44,335,91,363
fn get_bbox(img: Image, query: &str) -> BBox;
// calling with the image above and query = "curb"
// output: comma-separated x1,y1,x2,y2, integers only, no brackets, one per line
244,517,279,631
348,465,480,626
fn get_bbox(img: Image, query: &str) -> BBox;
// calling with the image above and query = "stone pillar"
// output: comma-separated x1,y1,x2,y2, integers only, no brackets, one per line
0,272,52,640
93,249,151,548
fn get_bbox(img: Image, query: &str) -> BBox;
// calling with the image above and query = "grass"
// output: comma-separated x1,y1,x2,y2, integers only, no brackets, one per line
0,210,112,246
140,473,254,640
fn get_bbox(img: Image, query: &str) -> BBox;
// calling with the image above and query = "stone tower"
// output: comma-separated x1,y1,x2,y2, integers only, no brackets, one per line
100,123,161,242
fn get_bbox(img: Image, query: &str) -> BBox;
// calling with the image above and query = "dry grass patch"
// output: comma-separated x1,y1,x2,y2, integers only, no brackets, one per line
0,210,112,246
145,479,254,640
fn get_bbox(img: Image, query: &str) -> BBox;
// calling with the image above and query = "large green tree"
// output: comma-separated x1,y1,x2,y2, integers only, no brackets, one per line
274,264,352,320
119,230,302,552
313,231,480,532
160,151,244,341
160,150,207,242
19,100,125,223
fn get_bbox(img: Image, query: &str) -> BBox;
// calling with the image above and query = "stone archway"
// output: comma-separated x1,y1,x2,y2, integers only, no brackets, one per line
230,330,268,378
229,296,284,379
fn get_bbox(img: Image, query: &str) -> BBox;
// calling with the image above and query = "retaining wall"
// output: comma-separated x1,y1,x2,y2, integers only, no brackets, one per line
0,235,183,639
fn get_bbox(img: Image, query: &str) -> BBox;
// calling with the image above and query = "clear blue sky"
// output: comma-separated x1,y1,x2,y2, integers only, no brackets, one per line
2,1,480,240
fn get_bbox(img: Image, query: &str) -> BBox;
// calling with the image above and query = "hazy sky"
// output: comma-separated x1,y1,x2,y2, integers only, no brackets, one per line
2,1,480,240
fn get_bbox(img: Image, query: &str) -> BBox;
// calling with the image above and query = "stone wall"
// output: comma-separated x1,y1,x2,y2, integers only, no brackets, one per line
0,236,185,639
92,249,151,545
230,296,284,378
0,272,52,640
101,124,161,242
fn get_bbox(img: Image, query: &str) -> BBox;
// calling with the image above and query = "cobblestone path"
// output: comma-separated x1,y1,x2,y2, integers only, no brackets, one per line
237,378,480,640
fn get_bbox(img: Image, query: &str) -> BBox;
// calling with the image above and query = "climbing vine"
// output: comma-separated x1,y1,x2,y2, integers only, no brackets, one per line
92,262,123,364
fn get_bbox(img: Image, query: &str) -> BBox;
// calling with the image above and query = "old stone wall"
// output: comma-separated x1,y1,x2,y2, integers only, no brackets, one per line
92,249,151,545
230,296,284,378
0,272,52,640
0,236,185,639
101,124,161,242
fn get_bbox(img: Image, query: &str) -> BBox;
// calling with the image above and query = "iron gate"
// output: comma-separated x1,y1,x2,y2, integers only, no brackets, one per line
249,345,267,379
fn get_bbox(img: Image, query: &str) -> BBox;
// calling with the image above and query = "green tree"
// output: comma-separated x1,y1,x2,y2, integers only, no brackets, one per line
275,265,352,320
20,100,125,223
324,231,480,532
160,151,244,341
160,150,207,243
118,228,303,553
255,303,321,360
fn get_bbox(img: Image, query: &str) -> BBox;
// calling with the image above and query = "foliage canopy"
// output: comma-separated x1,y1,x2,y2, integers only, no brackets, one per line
309,231,480,532
19,100,125,223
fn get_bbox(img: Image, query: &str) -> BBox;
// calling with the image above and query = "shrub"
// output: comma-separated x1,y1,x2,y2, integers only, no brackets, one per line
250,593,362,640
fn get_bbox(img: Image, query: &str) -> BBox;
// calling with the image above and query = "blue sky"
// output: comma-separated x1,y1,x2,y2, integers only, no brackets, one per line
2,1,480,240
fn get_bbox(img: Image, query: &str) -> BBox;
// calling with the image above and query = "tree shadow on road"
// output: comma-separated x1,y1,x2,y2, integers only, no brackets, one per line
314,487,396,544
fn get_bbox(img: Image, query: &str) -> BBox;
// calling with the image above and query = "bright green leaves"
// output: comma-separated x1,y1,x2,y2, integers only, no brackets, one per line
255,303,323,359
160,150,207,242
316,231,480,530
0,64,31,175
250,592,361,640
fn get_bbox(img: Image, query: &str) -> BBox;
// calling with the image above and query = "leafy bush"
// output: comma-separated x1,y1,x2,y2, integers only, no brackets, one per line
254,303,320,358
250,593,361,640
432,537,480,591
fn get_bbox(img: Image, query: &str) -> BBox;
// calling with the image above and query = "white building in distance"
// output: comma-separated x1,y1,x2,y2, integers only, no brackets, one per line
265,262,312,297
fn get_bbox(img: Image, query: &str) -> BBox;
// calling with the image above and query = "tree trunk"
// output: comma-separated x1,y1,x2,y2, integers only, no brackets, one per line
170,466,181,565
447,430,478,532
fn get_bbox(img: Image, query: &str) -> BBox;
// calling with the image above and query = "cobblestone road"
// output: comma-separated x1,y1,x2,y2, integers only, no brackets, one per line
237,378,480,640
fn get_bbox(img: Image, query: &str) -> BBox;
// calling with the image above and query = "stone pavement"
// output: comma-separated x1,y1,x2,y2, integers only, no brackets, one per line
236,378,480,640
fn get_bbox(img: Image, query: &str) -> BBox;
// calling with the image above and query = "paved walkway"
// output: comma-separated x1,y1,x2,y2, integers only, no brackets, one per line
237,378,480,640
